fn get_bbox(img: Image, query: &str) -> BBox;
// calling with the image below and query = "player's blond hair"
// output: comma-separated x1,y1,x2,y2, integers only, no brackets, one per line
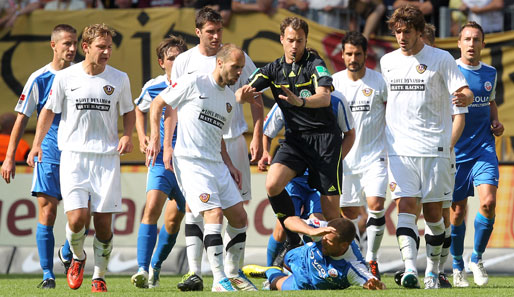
423,23,436,46
216,43,243,62
82,23,116,45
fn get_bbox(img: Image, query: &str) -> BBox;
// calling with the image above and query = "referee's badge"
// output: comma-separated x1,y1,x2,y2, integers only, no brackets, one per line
226,102,232,113
103,85,115,95
199,193,210,203
484,81,492,91
416,64,427,74
362,88,373,97
389,182,397,192
300,89,312,98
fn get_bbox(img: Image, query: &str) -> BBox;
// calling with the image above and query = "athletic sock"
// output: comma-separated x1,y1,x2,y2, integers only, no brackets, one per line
61,228,88,262
424,218,445,276
185,212,204,275
92,235,112,280
224,224,247,278
65,223,86,261
350,216,361,246
36,223,55,280
204,224,225,283
266,267,286,286
471,212,495,263
151,225,178,270
268,190,301,246
396,213,419,273
267,235,284,266
366,209,385,262
136,223,157,272
450,222,466,270
439,226,451,273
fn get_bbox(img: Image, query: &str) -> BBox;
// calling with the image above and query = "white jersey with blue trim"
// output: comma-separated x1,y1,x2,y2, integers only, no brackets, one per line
15,63,61,164
333,68,387,174
171,45,256,139
381,45,468,158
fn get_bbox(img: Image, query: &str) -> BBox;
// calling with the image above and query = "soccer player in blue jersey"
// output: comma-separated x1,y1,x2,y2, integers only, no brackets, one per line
0,24,78,289
450,21,504,288
130,36,188,289
242,217,385,290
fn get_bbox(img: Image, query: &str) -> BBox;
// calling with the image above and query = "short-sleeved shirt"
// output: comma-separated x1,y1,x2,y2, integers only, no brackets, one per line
248,50,337,134
333,68,387,174
46,62,134,154
380,45,468,159
159,73,235,163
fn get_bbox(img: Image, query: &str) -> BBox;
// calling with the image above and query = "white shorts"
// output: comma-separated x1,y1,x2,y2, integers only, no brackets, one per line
340,159,388,207
60,151,122,213
443,151,458,209
388,155,452,204
225,135,251,201
173,156,243,216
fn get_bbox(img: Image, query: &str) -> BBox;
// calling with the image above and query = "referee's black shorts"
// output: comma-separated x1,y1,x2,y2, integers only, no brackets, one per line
272,131,343,196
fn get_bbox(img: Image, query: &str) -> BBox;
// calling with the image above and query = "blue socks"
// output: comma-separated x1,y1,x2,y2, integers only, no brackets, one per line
137,223,158,271
267,235,284,266
450,222,466,270
266,267,286,284
36,223,55,280
471,212,495,263
151,225,178,270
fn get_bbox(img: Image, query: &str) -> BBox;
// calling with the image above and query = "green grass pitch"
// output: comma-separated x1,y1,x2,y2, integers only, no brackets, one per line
1,274,514,296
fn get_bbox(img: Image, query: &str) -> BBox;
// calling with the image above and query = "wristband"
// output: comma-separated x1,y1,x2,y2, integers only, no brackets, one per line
300,97,306,107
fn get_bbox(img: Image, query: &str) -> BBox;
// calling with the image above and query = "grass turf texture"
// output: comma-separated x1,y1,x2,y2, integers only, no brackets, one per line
1,274,514,296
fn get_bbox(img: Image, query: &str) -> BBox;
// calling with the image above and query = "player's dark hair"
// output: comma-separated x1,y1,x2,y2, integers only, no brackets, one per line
195,7,223,30
387,5,425,34
342,31,368,54
422,23,436,46
51,24,77,42
328,218,356,244
216,43,242,61
458,21,485,43
82,23,115,45
156,35,188,62
280,16,309,38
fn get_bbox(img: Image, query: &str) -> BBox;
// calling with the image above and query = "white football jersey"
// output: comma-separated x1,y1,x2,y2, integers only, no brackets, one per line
171,45,256,139
159,73,236,163
333,68,387,174
380,45,468,158
45,62,134,154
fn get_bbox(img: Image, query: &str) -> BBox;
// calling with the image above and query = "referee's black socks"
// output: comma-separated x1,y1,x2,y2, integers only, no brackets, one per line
268,190,301,245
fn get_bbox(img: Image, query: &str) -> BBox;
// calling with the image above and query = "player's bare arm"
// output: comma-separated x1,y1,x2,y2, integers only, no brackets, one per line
341,128,356,160
452,86,473,107
162,106,177,171
490,100,504,136
221,138,242,189
249,94,264,163
27,108,56,167
134,106,149,153
451,114,466,150
146,95,167,166
279,85,331,108
258,135,273,171
1,113,29,183
363,278,386,290
118,109,135,155
283,215,336,236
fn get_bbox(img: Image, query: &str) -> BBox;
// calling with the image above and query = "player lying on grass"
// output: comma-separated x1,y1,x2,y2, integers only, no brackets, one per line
242,217,385,290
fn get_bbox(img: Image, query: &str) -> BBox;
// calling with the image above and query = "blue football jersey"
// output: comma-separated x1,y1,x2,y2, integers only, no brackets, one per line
454,60,497,162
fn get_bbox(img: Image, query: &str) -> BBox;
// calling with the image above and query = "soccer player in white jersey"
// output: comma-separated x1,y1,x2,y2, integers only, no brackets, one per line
380,5,473,289
451,22,503,288
0,24,78,290
332,31,388,280
146,44,259,292
170,7,264,291
131,36,188,289
27,23,136,292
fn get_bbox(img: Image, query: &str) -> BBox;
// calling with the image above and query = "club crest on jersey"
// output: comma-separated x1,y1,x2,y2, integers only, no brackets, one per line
416,64,427,74
484,81,492,91
362,88,373,97
328,268,338,278
199,193,210,203
226,102,232,113
300,89,312,98
18,94,26,104
389,182,397,192
103,85,115,95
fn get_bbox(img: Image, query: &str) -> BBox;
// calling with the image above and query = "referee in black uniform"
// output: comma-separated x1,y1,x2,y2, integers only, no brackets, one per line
237,17,342,250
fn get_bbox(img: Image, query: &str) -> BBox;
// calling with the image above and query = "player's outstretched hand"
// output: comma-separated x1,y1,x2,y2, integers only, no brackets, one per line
258,151,272,171
118,135,133,155
363,278,386,290
163,145,174,172
146,137,161,167
236,85,262,105
452,91,471,107
26,146,42,168
279,86,303,107
1,158,15,184
491,120,504,136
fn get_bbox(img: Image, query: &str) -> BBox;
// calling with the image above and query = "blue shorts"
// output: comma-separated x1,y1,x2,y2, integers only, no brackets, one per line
147,163,185,213
453,151,499,202
286,177,322,219
31,161,62,200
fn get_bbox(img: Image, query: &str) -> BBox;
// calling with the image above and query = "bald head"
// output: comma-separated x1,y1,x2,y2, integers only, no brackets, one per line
215,44,245,87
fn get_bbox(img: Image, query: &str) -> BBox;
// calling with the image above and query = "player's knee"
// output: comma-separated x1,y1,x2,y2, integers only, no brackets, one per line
480,196,496,215
165,220,181,234
39,206,57,226
266,179,282,196
142,206,161,224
